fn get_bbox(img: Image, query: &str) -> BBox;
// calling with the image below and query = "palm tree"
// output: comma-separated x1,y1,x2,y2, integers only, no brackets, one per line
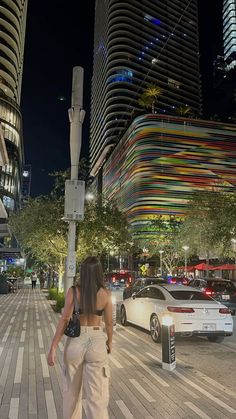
175,105,193,117
138,94,153,111
139,84,163,113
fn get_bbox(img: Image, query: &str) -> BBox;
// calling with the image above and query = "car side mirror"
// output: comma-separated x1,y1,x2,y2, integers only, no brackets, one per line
132,292,136,299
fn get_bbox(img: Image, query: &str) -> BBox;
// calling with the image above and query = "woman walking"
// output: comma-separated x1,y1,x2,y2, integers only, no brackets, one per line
47,256,112,419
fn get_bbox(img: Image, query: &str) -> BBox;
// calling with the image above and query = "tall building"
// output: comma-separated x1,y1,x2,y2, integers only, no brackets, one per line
0,0,28,212
90,0,201,175
210,1,236,121
0,0,28,260
223,0,236,71
103,114,236,239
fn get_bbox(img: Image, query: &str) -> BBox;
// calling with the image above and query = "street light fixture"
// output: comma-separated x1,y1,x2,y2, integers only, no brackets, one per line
182,246,189,277
159,250,164,276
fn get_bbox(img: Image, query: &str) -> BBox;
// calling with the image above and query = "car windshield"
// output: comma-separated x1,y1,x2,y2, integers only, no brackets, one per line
207,281,236,292
145,278,164,285
168,290,213,301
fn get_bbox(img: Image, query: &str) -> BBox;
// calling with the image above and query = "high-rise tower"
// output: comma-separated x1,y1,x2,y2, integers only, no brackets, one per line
90,0,201,174
0,0,28,213
223,0,236,71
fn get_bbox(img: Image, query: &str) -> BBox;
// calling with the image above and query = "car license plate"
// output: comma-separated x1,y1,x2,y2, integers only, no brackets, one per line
222,295,230,300
202,323,216,331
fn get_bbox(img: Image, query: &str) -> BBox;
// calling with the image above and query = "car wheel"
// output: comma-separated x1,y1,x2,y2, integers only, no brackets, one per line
207,336,224,343
120,305,127,326
150,314,161,343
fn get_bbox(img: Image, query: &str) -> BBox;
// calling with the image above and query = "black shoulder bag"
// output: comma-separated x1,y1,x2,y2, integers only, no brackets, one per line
64,285,81,337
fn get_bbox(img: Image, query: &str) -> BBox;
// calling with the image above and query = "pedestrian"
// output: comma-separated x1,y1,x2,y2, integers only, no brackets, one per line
47,256,112,419
31,271,37,289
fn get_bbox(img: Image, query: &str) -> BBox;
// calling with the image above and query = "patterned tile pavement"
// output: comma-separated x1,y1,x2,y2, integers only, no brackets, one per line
0,289,236,418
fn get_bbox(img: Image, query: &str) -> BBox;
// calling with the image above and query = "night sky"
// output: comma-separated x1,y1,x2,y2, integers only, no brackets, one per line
21,0,223,197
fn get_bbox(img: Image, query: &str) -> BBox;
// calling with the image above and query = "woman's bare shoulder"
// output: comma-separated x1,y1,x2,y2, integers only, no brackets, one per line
99,287,111,298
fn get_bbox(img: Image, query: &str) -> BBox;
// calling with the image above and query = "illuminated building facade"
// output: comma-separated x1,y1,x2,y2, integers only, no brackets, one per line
223,0,236,71
103,114,236,239
0,0,28,213
90,0,201,174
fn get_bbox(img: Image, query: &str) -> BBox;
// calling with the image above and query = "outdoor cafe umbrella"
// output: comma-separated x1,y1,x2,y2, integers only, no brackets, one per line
194,263,214,271
212,264,236,270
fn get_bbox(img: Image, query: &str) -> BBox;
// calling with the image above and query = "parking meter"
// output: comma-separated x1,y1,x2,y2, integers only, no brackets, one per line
162,315,176,371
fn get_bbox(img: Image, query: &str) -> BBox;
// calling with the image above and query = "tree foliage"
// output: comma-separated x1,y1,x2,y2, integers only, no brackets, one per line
175,105,193,117
138,84,162,114
136,215,183,274
179,190,236,259
9,192,133,270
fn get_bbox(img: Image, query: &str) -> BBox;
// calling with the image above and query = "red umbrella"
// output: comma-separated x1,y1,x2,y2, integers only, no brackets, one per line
175,266,196,272
212,264,236,270
186,265,196,272
194,263,214,271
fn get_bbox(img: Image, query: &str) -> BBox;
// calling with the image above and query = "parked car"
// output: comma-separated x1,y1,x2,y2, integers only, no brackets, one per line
120,284,233,343
188,278,207,290
167,276,189,285
105,271,133,289
188,278,236,315
123,276,167,300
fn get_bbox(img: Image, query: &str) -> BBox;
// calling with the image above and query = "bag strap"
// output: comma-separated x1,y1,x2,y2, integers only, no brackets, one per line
71,285,79,313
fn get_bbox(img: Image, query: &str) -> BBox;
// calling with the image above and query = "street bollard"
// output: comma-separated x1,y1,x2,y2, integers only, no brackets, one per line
112,296,117,331
161,315,176,371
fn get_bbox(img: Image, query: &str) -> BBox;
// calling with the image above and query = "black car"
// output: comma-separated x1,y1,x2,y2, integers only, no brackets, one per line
123,276,167,300
189,278,236,315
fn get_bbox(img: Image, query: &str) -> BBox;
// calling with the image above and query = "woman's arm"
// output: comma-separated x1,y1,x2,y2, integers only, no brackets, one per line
103,291,113,353
47,287,74,366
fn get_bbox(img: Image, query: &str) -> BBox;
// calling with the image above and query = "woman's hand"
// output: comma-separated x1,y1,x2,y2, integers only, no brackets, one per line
47,347,56,366
106,340,112,354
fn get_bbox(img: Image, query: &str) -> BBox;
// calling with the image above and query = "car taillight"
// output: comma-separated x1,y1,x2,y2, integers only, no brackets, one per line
205,288,215,296
167,306,195,313
219,308,231,314
112,276,116,283
128,276,132,283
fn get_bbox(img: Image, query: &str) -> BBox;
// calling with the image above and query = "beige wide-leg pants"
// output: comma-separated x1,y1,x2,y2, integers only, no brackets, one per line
63,326,110,419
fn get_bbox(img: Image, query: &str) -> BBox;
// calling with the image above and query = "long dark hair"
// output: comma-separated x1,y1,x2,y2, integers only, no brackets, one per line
80,256,105,315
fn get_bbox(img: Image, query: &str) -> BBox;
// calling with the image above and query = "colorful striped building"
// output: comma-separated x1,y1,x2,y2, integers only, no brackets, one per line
103,114,236,238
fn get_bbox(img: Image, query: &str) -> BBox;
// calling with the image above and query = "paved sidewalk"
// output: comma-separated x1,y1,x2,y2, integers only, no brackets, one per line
0,289,236,418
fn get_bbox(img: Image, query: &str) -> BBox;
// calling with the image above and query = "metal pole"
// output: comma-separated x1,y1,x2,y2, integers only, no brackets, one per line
184,251,187,277
159,250,163,276
64,67,85,294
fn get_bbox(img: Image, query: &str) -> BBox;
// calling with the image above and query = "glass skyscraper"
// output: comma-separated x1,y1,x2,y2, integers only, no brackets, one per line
90,0,201,175
223,0,236,70
0,0,28,212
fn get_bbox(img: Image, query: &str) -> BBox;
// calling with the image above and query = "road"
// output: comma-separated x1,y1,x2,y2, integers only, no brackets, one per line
111,286,236,392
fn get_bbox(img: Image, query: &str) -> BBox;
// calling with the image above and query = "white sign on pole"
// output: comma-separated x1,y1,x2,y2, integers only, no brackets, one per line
64,180,85,220
66,252,76,277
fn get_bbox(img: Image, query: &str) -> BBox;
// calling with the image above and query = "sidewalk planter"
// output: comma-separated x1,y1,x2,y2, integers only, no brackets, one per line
48,287,65,312
0,280,9,294
55,293,65,312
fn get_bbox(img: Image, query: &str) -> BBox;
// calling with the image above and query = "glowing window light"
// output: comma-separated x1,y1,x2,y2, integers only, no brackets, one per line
144,14,161,26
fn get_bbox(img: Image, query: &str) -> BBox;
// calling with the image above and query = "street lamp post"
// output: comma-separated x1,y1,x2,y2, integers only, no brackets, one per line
64,67,86,294
159,250,164,276
182,246,189,278
231,239,236,279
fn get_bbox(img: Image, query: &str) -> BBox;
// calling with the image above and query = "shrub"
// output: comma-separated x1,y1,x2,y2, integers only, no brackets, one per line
55,292,65,312
48,287,58,300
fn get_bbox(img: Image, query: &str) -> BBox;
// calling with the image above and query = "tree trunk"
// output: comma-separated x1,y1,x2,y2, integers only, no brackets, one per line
58,257,64,292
